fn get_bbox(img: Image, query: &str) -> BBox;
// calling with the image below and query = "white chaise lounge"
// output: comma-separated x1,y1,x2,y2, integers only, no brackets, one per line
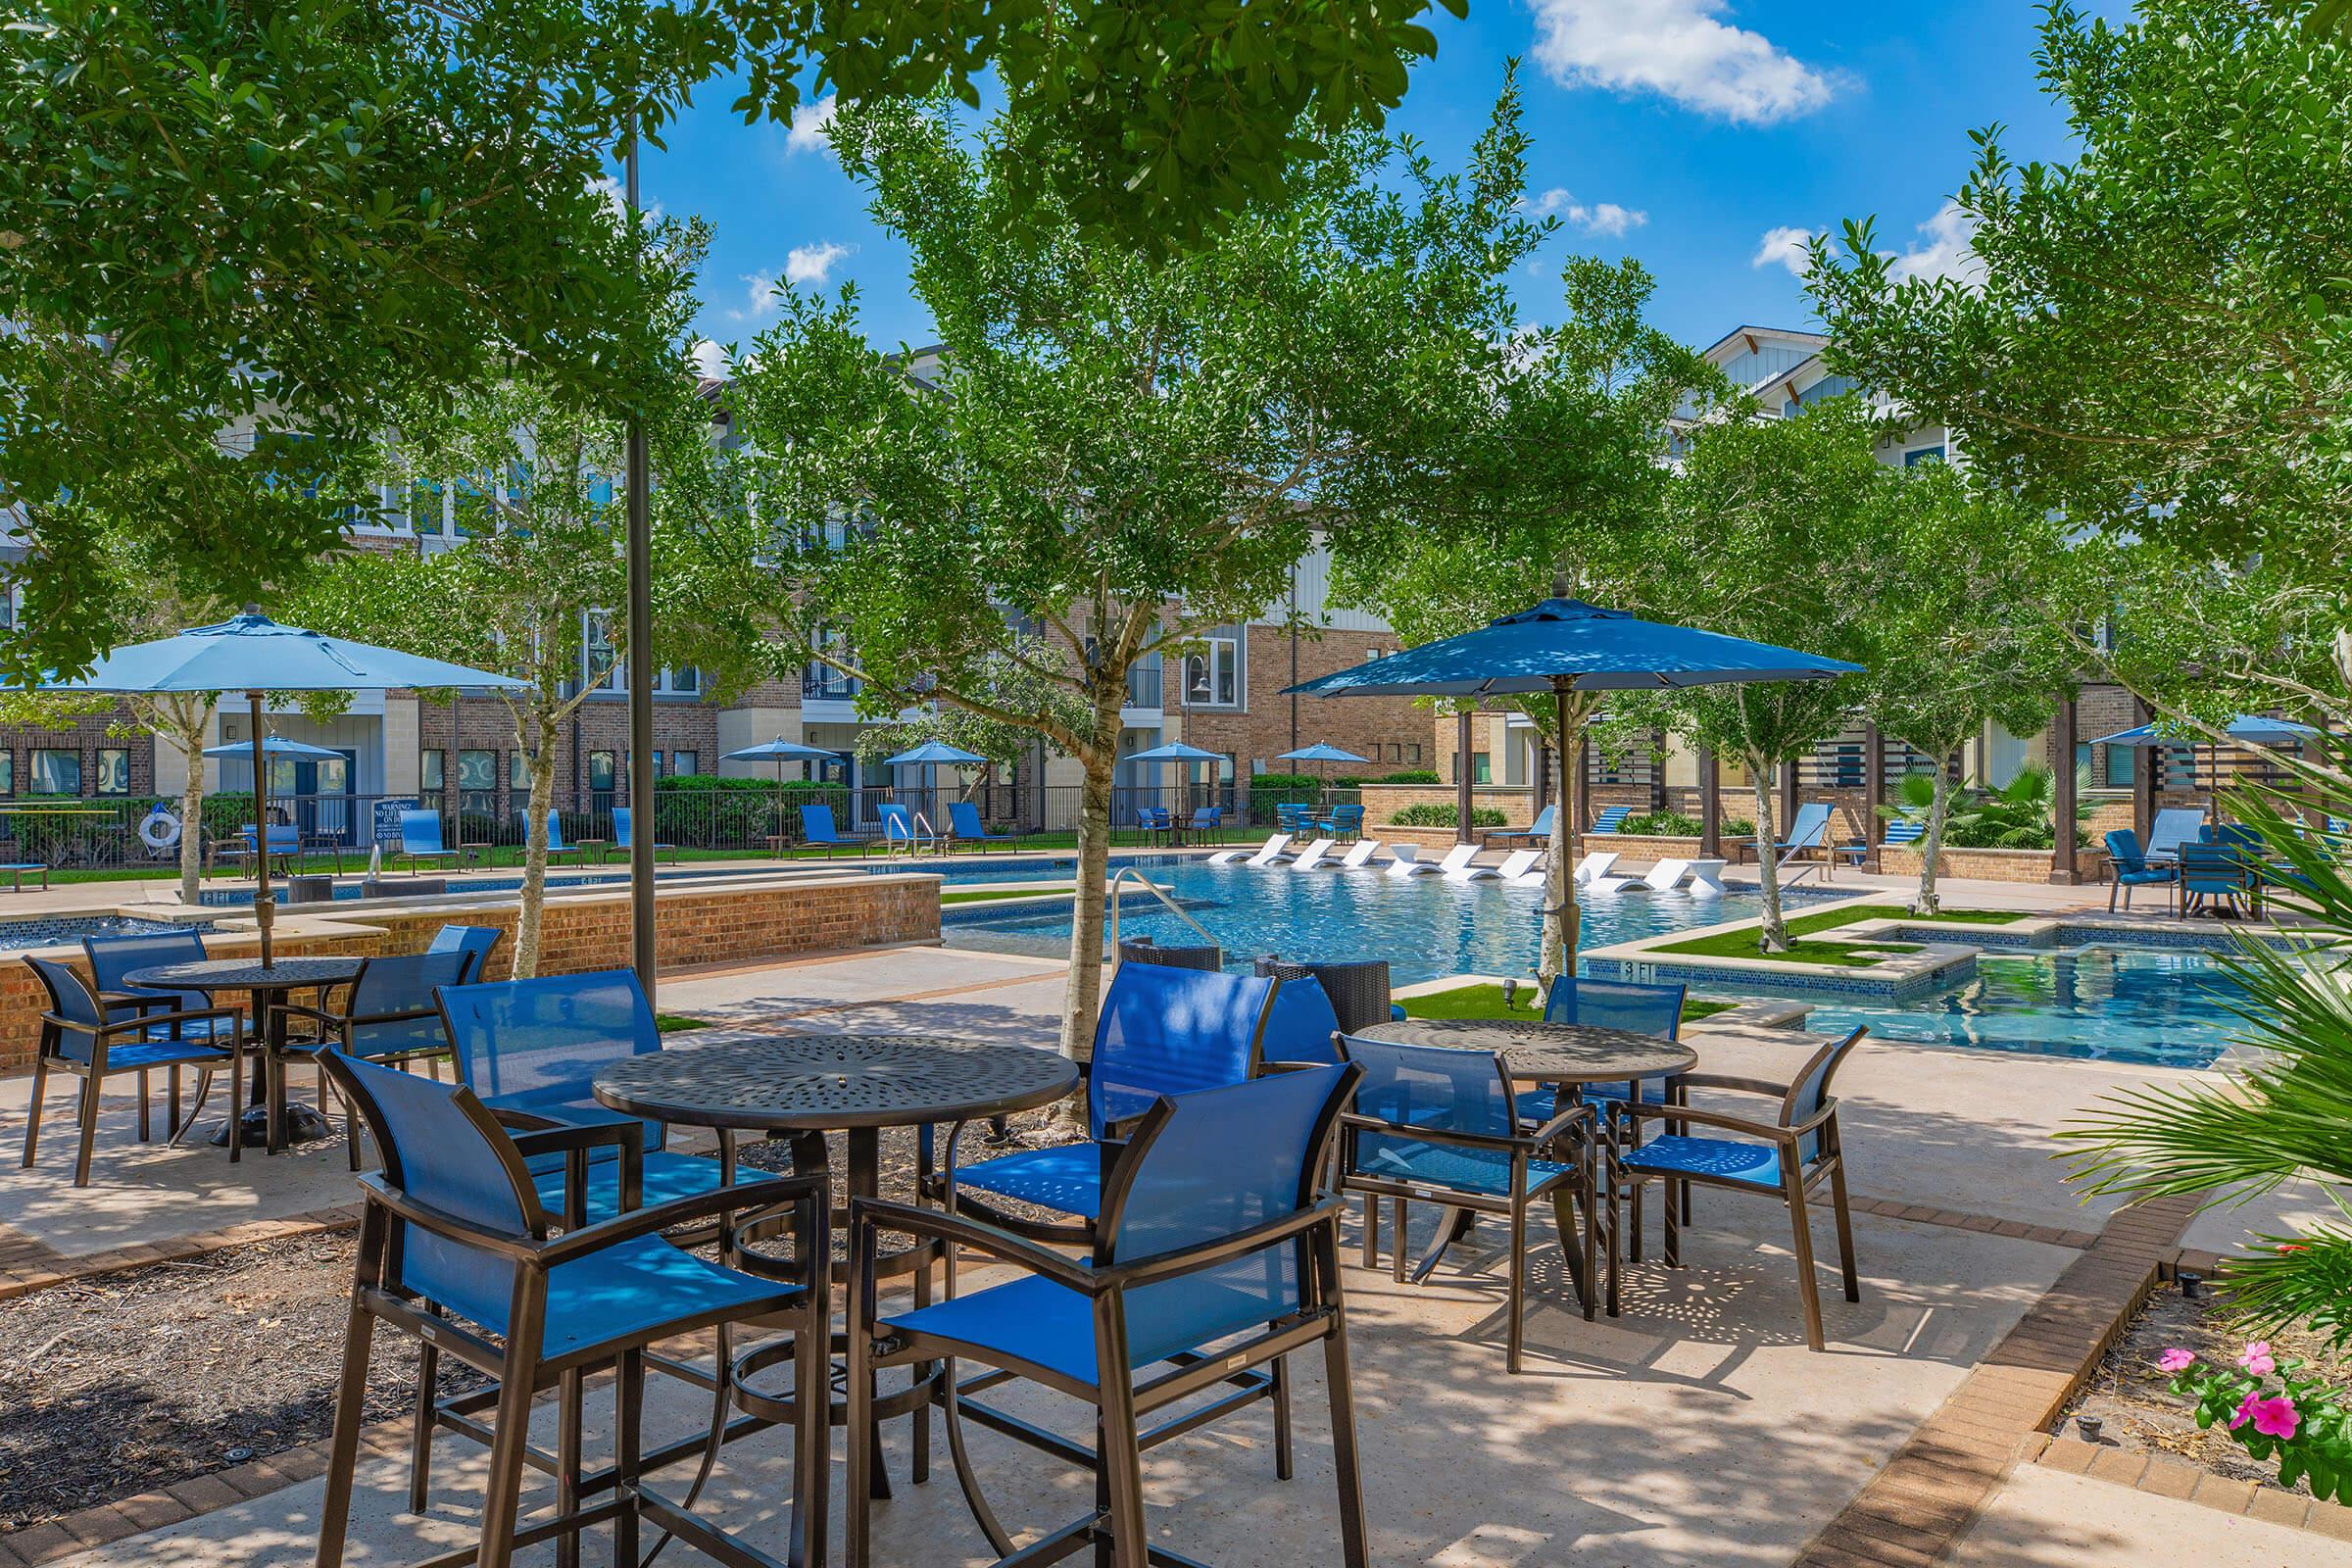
1571,851,1621,887
1446,847,1539,883
1326,839,1382,870
1209,833,1293,867
1288,838,1337,871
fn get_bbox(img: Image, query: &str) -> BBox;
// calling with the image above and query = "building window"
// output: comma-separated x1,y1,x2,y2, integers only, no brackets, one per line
1182,634,1241,708
589,750,616,808
672,750,699,777
1473,752,1492,785
659,667,700,696
1125,652,1162,710
1407,743,1422,763
803,627,858,701
29,749,80,796
420,749,445,793
94,748,130,795
1903,445,1947,466
457,750,496,792
583,612,620,691
0,752,12,795
2103,745,2133,790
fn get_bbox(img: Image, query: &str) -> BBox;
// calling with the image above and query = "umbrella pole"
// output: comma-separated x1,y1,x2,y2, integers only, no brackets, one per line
249,690,274,966
1551,678,1581,979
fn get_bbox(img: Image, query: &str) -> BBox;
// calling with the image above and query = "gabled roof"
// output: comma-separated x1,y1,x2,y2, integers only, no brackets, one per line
1696,324,1829,366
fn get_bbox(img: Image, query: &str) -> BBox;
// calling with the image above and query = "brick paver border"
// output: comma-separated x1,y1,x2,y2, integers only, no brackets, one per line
1788,1191,2201,1568
2027,1431,2352,1542
0,1203,360,1302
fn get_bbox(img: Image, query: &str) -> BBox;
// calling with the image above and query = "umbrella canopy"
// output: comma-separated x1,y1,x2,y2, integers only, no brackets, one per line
202,736,345,761
36,612,531,695
1277,743,1370,765
1125,742,1225,764
884,741,990,767
721,738,841,764
1283,598,1860,698
2089,715,2322,747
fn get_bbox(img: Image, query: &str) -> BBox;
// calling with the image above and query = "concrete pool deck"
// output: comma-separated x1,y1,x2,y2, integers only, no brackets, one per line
4,939,2343,1567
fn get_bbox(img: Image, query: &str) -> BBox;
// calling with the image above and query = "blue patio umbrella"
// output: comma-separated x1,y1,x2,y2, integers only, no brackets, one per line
202,736,345,761
883,741,990,767
31,612,527,962
721,738,844,841
1277,741,1370,785
2090,714,2324,822
1125,741,1226,825
1286,596,1860,969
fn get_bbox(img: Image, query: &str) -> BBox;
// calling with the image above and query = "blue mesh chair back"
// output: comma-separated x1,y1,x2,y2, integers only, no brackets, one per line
1104,1065,1350,1366
26,956,108,1062
342,952,470,1061
1259,974,1342,1064
1339,1033,1514,1175
1543,977,1685,1039
878,803,915,842
425,924,503,980
612,807,655,850
324,1048,538,1330
1089,964,1274,1137
1786,1027,1866,1163
517,809,567,852
438,969,662,1133
400,809,452,857
800,802,843,841
2213,822,2263,854
83,928,212,1013
947,801,986,839
2104,829,2148,873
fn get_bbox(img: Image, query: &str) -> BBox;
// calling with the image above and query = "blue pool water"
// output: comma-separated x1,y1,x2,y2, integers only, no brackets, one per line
0,914,215,954
943,859,1782,984
1768,948,2248,1070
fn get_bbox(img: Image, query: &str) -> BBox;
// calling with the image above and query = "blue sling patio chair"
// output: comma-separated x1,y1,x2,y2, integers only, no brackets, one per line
22,956,244,1186
797,801,873,858
398,808,466,873
2104,829,2177,913
845,1064,1369,1568
425,922,504,978
1608,1025,1868,1351
81,928,242,1145
2144,807,2207,866
519,808,587,866
1484,803,1556,850
313,1047,830,1568
270,948,484,1168
1535,977,1692,1256
1339,1034,1601,1365
947,799,1026,852
612,806,678,865
2180,841,2253,917
1588,804,1632,835
1258,973,1343,1065
1741,801,1834,871
934,964,1277,1244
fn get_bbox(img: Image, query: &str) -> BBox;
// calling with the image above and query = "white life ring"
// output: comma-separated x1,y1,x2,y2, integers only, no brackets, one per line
139,808,182,851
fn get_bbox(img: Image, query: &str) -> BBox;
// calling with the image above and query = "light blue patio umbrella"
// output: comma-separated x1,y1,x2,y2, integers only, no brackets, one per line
1277,741,1370,785
203,734,345,798
2090,714,2324,822
1125,741,1226,825
33,612,527,961
722,737,845,845
1286,596,1860,967
883,741,990,767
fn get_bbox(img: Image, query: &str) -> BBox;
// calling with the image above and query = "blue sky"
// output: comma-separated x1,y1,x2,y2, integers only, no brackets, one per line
640,1,2110,372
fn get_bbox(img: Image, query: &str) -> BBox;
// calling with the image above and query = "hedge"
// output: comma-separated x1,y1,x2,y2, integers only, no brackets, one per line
1389,802,1508,828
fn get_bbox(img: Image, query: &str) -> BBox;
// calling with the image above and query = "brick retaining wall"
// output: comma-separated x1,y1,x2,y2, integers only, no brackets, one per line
0,873,939,1071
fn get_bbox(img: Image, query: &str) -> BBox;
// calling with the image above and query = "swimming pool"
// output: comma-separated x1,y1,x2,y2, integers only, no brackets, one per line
1763,947,2248,1070
942,859,1791,984
0,915,216,954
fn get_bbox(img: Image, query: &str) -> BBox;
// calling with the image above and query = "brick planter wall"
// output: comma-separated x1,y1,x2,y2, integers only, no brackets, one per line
1357,783,1534,832
1877,845,2103,884
0,873,940,1071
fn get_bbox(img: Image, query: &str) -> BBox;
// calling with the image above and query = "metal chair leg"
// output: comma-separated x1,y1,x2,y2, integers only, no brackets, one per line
409,1326,440,1513
1828,1159,1861,1302
1322,1316,1370,1568
1095,1372,1151,1568
1785,1176,1827,1351
1504,1192,1528,1375
20,1055,47,1168
73,1073,101,1188
137,1069,152,1142
614,1348,644,1568
316,1283,378,1568
555,1368,584,1568
1271,1356,1294,1481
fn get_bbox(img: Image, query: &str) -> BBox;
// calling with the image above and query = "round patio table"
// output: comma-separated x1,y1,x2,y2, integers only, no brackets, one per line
122,956,365,1152
1350,1016,1697,1303
592,1032,1079,1500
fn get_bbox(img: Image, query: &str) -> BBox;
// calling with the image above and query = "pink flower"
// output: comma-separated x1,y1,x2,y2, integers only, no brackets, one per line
2158,1348,2197,1374
2245,1396,2301,1440
2238,1342,2276,1376
2230,1392,2259,1430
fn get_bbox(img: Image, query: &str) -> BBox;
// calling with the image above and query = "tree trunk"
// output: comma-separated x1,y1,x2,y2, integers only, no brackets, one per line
1750,758,1788,953
178,763,206,906
1054,740,1119,1132
1537,776,1578,987
1915,766,1953,916
515,719,558,978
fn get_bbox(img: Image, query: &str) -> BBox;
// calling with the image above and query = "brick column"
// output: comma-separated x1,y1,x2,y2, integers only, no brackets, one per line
1455,708,1475,846
2051,695,2080,883
1699,747,1722,859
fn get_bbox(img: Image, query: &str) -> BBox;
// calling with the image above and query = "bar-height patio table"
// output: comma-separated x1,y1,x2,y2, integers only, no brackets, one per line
591,1032,1079,1503
1351,1015,1697,1306
122,954,365,1152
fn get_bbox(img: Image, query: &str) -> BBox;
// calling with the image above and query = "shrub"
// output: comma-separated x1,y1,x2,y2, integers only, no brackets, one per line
1247,772,1326,824
1382,768,1442,784
1389,802,1507,828
1617,809,1702,837
1720,815,1755,838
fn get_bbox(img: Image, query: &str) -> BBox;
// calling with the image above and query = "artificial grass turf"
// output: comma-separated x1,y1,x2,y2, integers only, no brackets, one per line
1647,899,2026,965
1400,983,1733,1023
941,886,1074,906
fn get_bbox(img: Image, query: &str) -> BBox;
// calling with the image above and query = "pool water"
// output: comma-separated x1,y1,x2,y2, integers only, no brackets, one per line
1748,947,2248,1070
942,859,1784,985
0,914,215,954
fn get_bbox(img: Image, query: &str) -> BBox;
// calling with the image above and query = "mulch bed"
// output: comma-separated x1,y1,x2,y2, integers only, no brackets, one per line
0,1107,1081,1536
2057,1275,2351,1497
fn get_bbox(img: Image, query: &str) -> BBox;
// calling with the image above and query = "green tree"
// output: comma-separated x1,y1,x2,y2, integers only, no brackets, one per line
1629,403,1881,952
2,0,1462,678
725,87,1542,1068
1332,254,1709,980
1851,462,2088,912
1806,0,2352,567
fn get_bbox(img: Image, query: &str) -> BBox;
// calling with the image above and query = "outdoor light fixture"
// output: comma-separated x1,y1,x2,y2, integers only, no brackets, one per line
2077,1415,2103,1443
2179,1270,2204,1299
1501,978,1520,1010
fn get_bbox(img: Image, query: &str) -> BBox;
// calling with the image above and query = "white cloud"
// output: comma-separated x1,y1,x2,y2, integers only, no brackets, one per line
1530,1,1840,125
1522,187,1649,237
689,338,728,379
786,94,839,155
784,241,852,287
1886,199,1983,286
724,271,781,324
1751,224,1818,276
588,174,661,223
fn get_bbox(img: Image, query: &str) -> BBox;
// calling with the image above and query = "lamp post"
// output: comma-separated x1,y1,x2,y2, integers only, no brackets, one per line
623,118,657,999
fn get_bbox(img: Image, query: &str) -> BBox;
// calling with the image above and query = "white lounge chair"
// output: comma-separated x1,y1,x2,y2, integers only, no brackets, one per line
1384,844,1433,877
1288,838,1337,872
1328,839,1382,870
1593,858,1693,895
1481,849,1545,884
1571,851,1621,886
1441,845,1513,882
1210,832,1293,867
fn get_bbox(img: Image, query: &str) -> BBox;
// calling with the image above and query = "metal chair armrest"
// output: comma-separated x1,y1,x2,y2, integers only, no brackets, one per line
99,992,176,1015
509,1120,644,1160
848,1193,1102,1294
1526,1101,1599,1148
268,1002,345,1031
537,1171,829,1265
91,1004,242,1040
1617,1100,1798,1145
1677,1072,1790,1099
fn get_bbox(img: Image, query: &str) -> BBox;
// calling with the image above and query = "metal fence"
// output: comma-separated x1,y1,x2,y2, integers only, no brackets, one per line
0,781,1373,871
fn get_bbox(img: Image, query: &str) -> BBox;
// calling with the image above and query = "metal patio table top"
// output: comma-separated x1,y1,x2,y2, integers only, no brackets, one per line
592,1031,1079,1132
1351,1015,1696,1085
